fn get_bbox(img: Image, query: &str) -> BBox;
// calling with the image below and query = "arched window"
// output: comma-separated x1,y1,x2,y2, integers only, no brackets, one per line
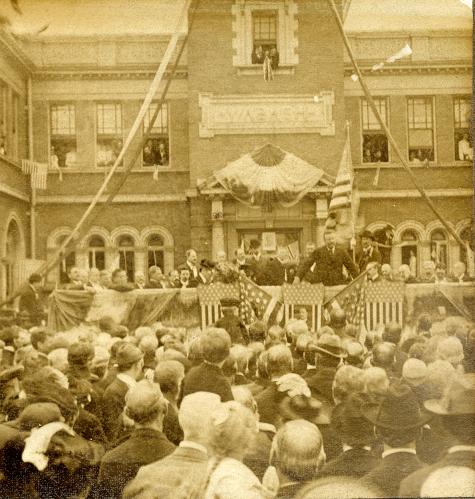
400,229,419,277
117,235,135,282
147,234,165,273
431,230,448,269
88,235,106,270
57,235,76,284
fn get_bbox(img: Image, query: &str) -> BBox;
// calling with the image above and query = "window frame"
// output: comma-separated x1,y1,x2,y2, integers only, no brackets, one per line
360,97,390,164
252,9,278,55
49,103,78,169
406,96,436,164
453,95,472,163
87,235,106,271
95,102,124,168
141,101,171,169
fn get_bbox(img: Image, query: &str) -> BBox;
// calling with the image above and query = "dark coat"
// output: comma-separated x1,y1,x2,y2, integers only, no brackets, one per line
182,362,234,402
399,449,475,497
361,451,424,497
248,255,269,286
215,313,249,344
123,445,208,499
305,365,338,404
297,245,358,286
18,286,44,325
162,402,183,446
95,428,175,499
255,382,284,427
265,258,289,286
320,447,380,479
101,377,128,441
357,246,382,273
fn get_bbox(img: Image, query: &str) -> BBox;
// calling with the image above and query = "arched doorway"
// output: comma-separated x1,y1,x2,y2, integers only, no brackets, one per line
4,218,25,297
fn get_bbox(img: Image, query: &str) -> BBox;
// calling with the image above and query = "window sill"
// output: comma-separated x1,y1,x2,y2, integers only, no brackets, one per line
47,166,186,174
354,162,471,170
235,64,296,76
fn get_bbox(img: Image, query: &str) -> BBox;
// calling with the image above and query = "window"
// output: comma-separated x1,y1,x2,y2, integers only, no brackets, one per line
400,230,419,277
430,230,448,269
147,234,165,273
252,10,278,62
57,235,76,284
96,103,123,167
407,97,434,163
88,235,106,270
117,235,135,282
362,98,389,163
142,103,169,167
238,229,300,259
50,104,77,168
454,96,472,161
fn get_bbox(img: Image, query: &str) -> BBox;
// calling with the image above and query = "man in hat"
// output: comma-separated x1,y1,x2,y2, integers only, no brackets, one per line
182,249,199,286
360,382,430,497
305,333,347,404
123,392,222,499
399,373,475,497
18,273,46,327
96,380,174,498
182,328,234,402
101,343,144,442
266,247,291,286
320,393,380,479
294,230,358,286
357,230,381,274
197,259,215,285
247,238,269,285
215,298,249,344
374,224,394,265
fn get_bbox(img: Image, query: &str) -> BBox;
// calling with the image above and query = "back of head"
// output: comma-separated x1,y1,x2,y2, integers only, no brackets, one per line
417,313,432,333
437,336,464,366
179,392,221,441
209,401,257,458
201,328,231,364
382,322,402,345
231,385,257,414
296,477,381,499
18,402,63,431
372,342,396,370
67,342,94,367
154,360,185,394
272,419,324,482
332,365,365,403
48,348,69,373
230,344,250,373
267,344,293,378
125,380,167,425
363,367,389,400
420,466,475,498
139,334,159,353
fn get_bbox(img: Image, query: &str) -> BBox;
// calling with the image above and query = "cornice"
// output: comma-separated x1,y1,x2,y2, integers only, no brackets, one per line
33,67,188,81
36,193,187,204
359,189,473,199
0,181,30,202
0,30,35,73
344,64,471,76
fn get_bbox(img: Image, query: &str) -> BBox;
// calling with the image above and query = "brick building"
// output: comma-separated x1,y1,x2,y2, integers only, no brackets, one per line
0,0,472,298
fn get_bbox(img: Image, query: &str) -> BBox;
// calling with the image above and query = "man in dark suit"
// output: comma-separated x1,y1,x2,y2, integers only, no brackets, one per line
146,266,167,289
18,273,46,326
320,394,380,479
182,249,199,286
357,230,382,273
295,231,358,286
182,328,233,402
197,259,215,285
101,344,144,442
215,298,248,344
374,224,394,265
247,238,269,285
360,382,430,497
399,373,475,497
96,380,175,499
123,392,221,499
266,247,291,286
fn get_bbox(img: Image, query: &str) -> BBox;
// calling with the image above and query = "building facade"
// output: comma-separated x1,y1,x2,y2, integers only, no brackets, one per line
0,0,472,297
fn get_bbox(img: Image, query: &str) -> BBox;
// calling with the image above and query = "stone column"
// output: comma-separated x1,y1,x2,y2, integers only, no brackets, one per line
315,194,328,246
211,197,225,260
134,246,147,277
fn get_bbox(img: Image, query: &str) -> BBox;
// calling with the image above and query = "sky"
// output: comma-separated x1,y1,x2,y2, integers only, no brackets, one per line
0,0,471,37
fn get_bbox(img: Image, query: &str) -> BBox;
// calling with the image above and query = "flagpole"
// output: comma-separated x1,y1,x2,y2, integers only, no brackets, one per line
328,0,467,250
345,120,357,262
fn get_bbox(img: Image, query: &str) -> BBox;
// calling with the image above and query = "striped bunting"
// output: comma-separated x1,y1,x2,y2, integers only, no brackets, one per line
329,137,353,212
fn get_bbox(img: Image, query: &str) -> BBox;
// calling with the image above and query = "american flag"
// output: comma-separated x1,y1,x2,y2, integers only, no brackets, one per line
238,274,282,326
364,280,405,332
282,282,324,331
328,133,353,212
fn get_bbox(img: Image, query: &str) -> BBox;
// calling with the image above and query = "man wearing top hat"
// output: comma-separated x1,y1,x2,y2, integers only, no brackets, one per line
360,382,431,497
357,230,382,274
215,298,249,344
399,373,475,497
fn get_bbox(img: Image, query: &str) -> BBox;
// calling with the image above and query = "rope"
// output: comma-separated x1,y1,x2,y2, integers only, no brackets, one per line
327,0,467,250
0,0,198,308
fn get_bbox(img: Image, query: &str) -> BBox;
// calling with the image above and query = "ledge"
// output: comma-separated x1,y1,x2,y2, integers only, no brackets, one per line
235,64,296,76
354,161,472,169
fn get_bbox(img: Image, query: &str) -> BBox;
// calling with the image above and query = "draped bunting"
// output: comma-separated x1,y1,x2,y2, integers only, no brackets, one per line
213,144,325,209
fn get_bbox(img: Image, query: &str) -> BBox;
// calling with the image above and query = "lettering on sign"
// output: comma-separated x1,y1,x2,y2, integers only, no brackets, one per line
199,93,335,137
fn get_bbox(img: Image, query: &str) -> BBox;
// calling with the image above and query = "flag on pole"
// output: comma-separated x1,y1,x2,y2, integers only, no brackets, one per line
238,274,282,326
328,134,353,212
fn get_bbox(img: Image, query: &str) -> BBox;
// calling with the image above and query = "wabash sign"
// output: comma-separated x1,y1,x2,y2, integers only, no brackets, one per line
199,92,335,137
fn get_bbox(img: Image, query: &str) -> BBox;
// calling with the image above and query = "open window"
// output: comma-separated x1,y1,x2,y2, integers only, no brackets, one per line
50,104,77,168
96,103,123,167
361,98,389,163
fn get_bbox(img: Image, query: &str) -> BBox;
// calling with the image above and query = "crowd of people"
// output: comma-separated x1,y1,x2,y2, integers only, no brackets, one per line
0,299,473,497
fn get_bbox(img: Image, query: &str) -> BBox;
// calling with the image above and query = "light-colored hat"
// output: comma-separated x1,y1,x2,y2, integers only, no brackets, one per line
424,373,475,416
402,358,428,386
437,336,464,365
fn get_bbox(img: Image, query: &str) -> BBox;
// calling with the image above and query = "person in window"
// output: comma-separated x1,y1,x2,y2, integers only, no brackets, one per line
65,148,77,168
251,45,264,64
112,139,123,163
270,46,279,70
363,148,372,163
97,142,114,167
458,133,472,161
50,146,59,169
409,151,421,164
143,139,155,166
157,141,169,166
0,141,6,155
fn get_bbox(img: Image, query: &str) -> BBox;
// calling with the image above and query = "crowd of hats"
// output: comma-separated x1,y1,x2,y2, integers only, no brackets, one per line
0,300,472,497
